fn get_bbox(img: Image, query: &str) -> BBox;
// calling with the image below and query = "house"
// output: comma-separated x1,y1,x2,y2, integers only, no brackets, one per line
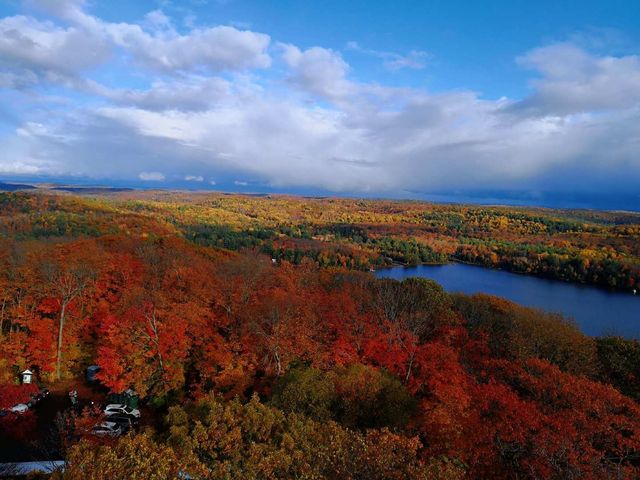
20,370,33,385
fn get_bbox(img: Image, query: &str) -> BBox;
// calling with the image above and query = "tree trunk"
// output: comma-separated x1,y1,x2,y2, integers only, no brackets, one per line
147,310,165,378
0,299,5,336
274,348,282,377
405,351,415,384
55,302,67,380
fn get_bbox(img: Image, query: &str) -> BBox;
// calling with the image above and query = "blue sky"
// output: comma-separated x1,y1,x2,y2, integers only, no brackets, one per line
10,0,640,97
1,0,640,208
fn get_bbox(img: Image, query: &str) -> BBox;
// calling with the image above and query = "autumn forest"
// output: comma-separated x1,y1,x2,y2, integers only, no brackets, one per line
1,190,639,479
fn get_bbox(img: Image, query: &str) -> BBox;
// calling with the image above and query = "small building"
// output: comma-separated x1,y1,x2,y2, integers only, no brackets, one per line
86,365,101,382
20,369,33,385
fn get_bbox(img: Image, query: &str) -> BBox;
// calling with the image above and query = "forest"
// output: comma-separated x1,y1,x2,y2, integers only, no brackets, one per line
3,190,638,290
0,190,639,479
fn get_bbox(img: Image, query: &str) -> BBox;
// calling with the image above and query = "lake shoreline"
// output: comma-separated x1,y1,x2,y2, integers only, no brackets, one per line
376,263,640,339
375,258,639,296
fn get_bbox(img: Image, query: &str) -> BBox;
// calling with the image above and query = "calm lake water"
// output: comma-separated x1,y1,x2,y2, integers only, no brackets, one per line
376,263,640,339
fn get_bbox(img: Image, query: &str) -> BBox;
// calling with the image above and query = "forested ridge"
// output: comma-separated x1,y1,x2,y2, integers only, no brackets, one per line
0,191,639,479
2,190,639,290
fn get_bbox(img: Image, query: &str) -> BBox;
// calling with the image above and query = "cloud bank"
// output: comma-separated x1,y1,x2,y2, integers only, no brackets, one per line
1,1,640,203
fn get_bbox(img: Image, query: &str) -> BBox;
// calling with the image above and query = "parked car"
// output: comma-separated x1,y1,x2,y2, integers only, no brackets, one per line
106,414,136,432
103,404,141,418
91,421,123,437
10,404,29,414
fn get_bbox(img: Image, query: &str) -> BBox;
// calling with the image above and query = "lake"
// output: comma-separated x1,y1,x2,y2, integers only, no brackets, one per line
375,263,640,339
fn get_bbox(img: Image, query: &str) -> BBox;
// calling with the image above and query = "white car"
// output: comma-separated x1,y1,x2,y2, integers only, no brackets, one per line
91,421,123,437
103,404,141,418
10,403,29,414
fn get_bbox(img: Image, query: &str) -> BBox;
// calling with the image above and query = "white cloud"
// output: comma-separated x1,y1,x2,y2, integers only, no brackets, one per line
4,1,270,95
385,50,429,70
0,14,110,77
346,41,429,70
105,23,271,73
24,0,91,24
234,180,248,186
138,171,165,181
0,69,38,88
0,160,42,174
100,76,231,111
1,0,639,202
144,10,172,30
281,44,353,100
512,43,640,115
6,79,639,195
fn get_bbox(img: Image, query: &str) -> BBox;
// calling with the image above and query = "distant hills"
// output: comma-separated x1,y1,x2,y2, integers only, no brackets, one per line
51,186,133,194
0,182,133,194
0,182,36,191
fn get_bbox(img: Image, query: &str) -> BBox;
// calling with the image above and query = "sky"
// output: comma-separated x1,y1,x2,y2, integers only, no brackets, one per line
1,0,640,209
